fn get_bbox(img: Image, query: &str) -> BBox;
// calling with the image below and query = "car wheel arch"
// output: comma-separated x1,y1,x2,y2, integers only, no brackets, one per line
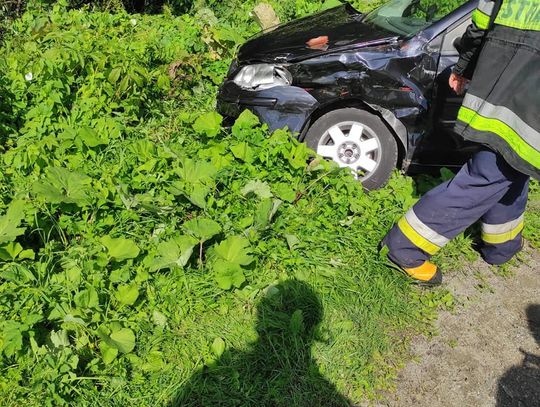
299,97,407,168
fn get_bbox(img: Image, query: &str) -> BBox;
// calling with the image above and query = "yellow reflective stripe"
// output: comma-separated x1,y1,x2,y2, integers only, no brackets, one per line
473,8,491,29
462,94,540,151
495,18,540,31
458,106,540,169
481,221,524,244
397,217,440,255
495,0,540,31
404,209,450,247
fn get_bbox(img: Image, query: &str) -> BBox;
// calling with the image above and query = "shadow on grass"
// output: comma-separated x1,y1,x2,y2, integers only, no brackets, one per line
169,280,352,407
496,304,540,406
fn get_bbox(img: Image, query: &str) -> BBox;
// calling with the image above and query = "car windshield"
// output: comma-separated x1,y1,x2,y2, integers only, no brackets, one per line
363,0,468,37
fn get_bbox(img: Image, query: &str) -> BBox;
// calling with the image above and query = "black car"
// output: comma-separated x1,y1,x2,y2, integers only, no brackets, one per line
217,0,479,189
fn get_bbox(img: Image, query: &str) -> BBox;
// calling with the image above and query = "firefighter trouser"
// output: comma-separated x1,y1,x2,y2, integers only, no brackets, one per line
383,149,529,267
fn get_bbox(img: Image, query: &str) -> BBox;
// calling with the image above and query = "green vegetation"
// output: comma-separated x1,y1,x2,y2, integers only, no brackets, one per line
1,1,539,406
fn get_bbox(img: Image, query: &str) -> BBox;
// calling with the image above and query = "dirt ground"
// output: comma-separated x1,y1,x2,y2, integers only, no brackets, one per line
380,244,540,407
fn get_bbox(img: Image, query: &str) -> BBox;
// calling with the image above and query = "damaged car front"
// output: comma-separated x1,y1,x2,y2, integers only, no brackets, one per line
217,0,476,189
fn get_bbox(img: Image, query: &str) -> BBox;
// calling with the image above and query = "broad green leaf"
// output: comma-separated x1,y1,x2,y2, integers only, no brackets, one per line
110,328,136,353
241,180,273,199
184,218,221,242
214,261,245,290
74,287,99,309
32,167,91,206
62,314,86,327
115,283,139,306
232,109,260,137
193,111,223,138
108,67,122,84
149,235,197,271
230,142,254,163
177,158,218,184
18,249,35,260
78,126,108,147
23,313,42,326
211,337,226,357
101,235,140,261
213,236,254,266
254,198,273,229
50,330,70,348
0,242,23,261
0,200,26,244
212,26,244,44
1,321,24,357
109,266,130,283
189,184,210,209
100,340,119,364
273,183,296,203
0,264,35,283
118,75,130,93
254,199,281,229
285,234,300,251
285,143,310,170
152,310,167,328
210,153,233,169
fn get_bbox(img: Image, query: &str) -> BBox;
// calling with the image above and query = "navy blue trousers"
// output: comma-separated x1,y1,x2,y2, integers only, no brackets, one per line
383,150,529,267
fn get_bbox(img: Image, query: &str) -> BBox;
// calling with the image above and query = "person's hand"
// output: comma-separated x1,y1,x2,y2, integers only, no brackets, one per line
449,72,469,95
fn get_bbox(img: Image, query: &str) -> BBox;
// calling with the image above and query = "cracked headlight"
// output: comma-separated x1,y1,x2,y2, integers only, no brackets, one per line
233,64,292,90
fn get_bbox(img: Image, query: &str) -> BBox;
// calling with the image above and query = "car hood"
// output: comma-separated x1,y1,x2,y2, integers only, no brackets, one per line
237,4,398,63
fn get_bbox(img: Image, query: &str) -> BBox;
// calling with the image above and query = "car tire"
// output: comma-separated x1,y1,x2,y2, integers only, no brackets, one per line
304,108,398,190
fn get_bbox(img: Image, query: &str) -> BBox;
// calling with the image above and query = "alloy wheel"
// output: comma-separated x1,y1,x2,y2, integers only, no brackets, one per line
316,121,381,180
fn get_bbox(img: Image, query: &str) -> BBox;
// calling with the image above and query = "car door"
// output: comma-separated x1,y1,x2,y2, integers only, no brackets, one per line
413,14,481,168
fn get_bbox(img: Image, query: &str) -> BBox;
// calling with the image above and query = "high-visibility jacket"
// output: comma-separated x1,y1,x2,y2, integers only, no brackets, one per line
453,0,540,180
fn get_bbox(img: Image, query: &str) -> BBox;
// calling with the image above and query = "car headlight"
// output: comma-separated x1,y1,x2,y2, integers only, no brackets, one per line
233,64,292,90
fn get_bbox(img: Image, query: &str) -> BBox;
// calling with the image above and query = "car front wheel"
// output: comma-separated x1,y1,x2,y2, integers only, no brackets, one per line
304,108,398,190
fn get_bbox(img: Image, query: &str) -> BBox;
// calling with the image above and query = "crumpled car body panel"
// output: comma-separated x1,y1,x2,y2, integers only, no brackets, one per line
217,0,480,172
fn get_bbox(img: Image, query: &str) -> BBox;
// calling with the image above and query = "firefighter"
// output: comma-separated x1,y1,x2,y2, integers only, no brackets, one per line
381,0,540,285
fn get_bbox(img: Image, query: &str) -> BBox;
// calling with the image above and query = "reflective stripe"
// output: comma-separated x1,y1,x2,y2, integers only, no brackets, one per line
462,94,540,152
458,105,540,170
481,216,524,244
473,0,495,29
397,209,449,255
477,0,495,15
473,8,491,29
482,214,524,234
404,209,450,247
495,0,540,31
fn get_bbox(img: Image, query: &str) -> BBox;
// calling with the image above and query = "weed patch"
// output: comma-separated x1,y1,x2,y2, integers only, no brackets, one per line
1,2,539,406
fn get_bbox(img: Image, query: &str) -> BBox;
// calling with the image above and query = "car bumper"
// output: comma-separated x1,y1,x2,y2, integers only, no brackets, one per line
216,81,320,135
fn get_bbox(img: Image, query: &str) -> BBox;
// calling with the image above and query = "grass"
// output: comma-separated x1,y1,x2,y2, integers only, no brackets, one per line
78,169,540,407
2,2,540,404
61,168,425,406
